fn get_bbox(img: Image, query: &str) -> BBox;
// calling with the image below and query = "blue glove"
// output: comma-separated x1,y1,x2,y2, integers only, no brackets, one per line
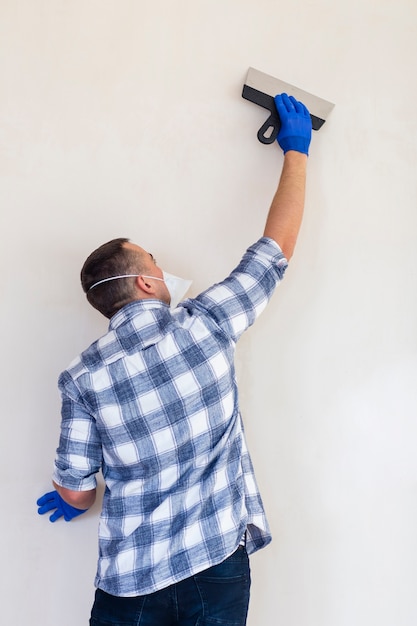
37,490,87,522
274,93,312,155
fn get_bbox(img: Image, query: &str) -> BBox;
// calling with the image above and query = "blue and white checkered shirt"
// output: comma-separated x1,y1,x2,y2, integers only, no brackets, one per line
53,237,288,597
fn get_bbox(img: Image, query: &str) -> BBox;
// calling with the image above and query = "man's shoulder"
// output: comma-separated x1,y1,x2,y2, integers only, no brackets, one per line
59,330,115,384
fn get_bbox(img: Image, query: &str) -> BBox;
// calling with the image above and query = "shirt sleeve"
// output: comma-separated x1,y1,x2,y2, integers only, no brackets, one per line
53,371,102,491
189,237,288,343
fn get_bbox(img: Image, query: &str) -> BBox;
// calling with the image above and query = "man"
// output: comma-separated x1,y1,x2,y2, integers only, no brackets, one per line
37,93,312,625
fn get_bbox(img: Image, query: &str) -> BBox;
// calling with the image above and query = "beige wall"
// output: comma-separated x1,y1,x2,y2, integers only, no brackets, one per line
1,1,417,624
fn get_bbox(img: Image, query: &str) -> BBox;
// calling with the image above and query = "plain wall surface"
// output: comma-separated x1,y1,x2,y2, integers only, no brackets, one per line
1,1,417,624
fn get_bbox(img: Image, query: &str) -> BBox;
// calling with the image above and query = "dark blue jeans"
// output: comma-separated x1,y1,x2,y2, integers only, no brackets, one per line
90,546,251,626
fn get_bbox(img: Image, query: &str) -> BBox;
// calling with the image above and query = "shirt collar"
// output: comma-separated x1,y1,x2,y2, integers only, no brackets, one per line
109,299,169,331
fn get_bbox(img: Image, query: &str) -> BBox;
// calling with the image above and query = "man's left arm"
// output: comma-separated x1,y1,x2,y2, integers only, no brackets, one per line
52,482,96,509
37,484,96,522
37,373,102,522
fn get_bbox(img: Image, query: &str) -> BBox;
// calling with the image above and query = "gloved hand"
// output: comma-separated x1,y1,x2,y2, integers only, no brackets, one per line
274,93,312,155
37,490,87,522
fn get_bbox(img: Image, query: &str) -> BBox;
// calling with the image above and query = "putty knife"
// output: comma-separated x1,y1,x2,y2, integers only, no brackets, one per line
242,67,335,144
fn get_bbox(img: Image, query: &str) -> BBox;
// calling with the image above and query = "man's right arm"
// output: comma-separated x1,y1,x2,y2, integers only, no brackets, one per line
263,94,312,260
263,150,308,260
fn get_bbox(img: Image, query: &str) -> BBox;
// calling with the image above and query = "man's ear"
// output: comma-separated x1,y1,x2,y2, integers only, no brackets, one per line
136,275,155,294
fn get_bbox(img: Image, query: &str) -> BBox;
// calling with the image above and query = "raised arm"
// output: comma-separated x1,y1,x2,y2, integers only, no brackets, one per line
263,94,312,260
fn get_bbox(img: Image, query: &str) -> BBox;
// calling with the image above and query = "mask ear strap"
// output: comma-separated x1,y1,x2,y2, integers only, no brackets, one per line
88,274,140,291
141,275,165,283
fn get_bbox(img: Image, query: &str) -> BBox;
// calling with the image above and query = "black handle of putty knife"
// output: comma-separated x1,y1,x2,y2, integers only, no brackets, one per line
242,85,280,144
257,112,281,144
242,84,326,145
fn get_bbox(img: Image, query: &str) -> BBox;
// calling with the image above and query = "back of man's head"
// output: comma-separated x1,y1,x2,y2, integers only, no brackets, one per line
81,238,145,319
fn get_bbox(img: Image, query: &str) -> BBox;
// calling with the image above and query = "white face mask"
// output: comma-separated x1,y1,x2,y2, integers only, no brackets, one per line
88,271,192,309
163,271,193,308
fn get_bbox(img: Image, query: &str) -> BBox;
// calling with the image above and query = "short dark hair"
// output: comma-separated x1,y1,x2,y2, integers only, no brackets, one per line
81,238,146,319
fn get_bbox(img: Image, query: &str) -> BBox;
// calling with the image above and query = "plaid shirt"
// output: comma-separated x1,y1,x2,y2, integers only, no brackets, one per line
53,237,288,597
